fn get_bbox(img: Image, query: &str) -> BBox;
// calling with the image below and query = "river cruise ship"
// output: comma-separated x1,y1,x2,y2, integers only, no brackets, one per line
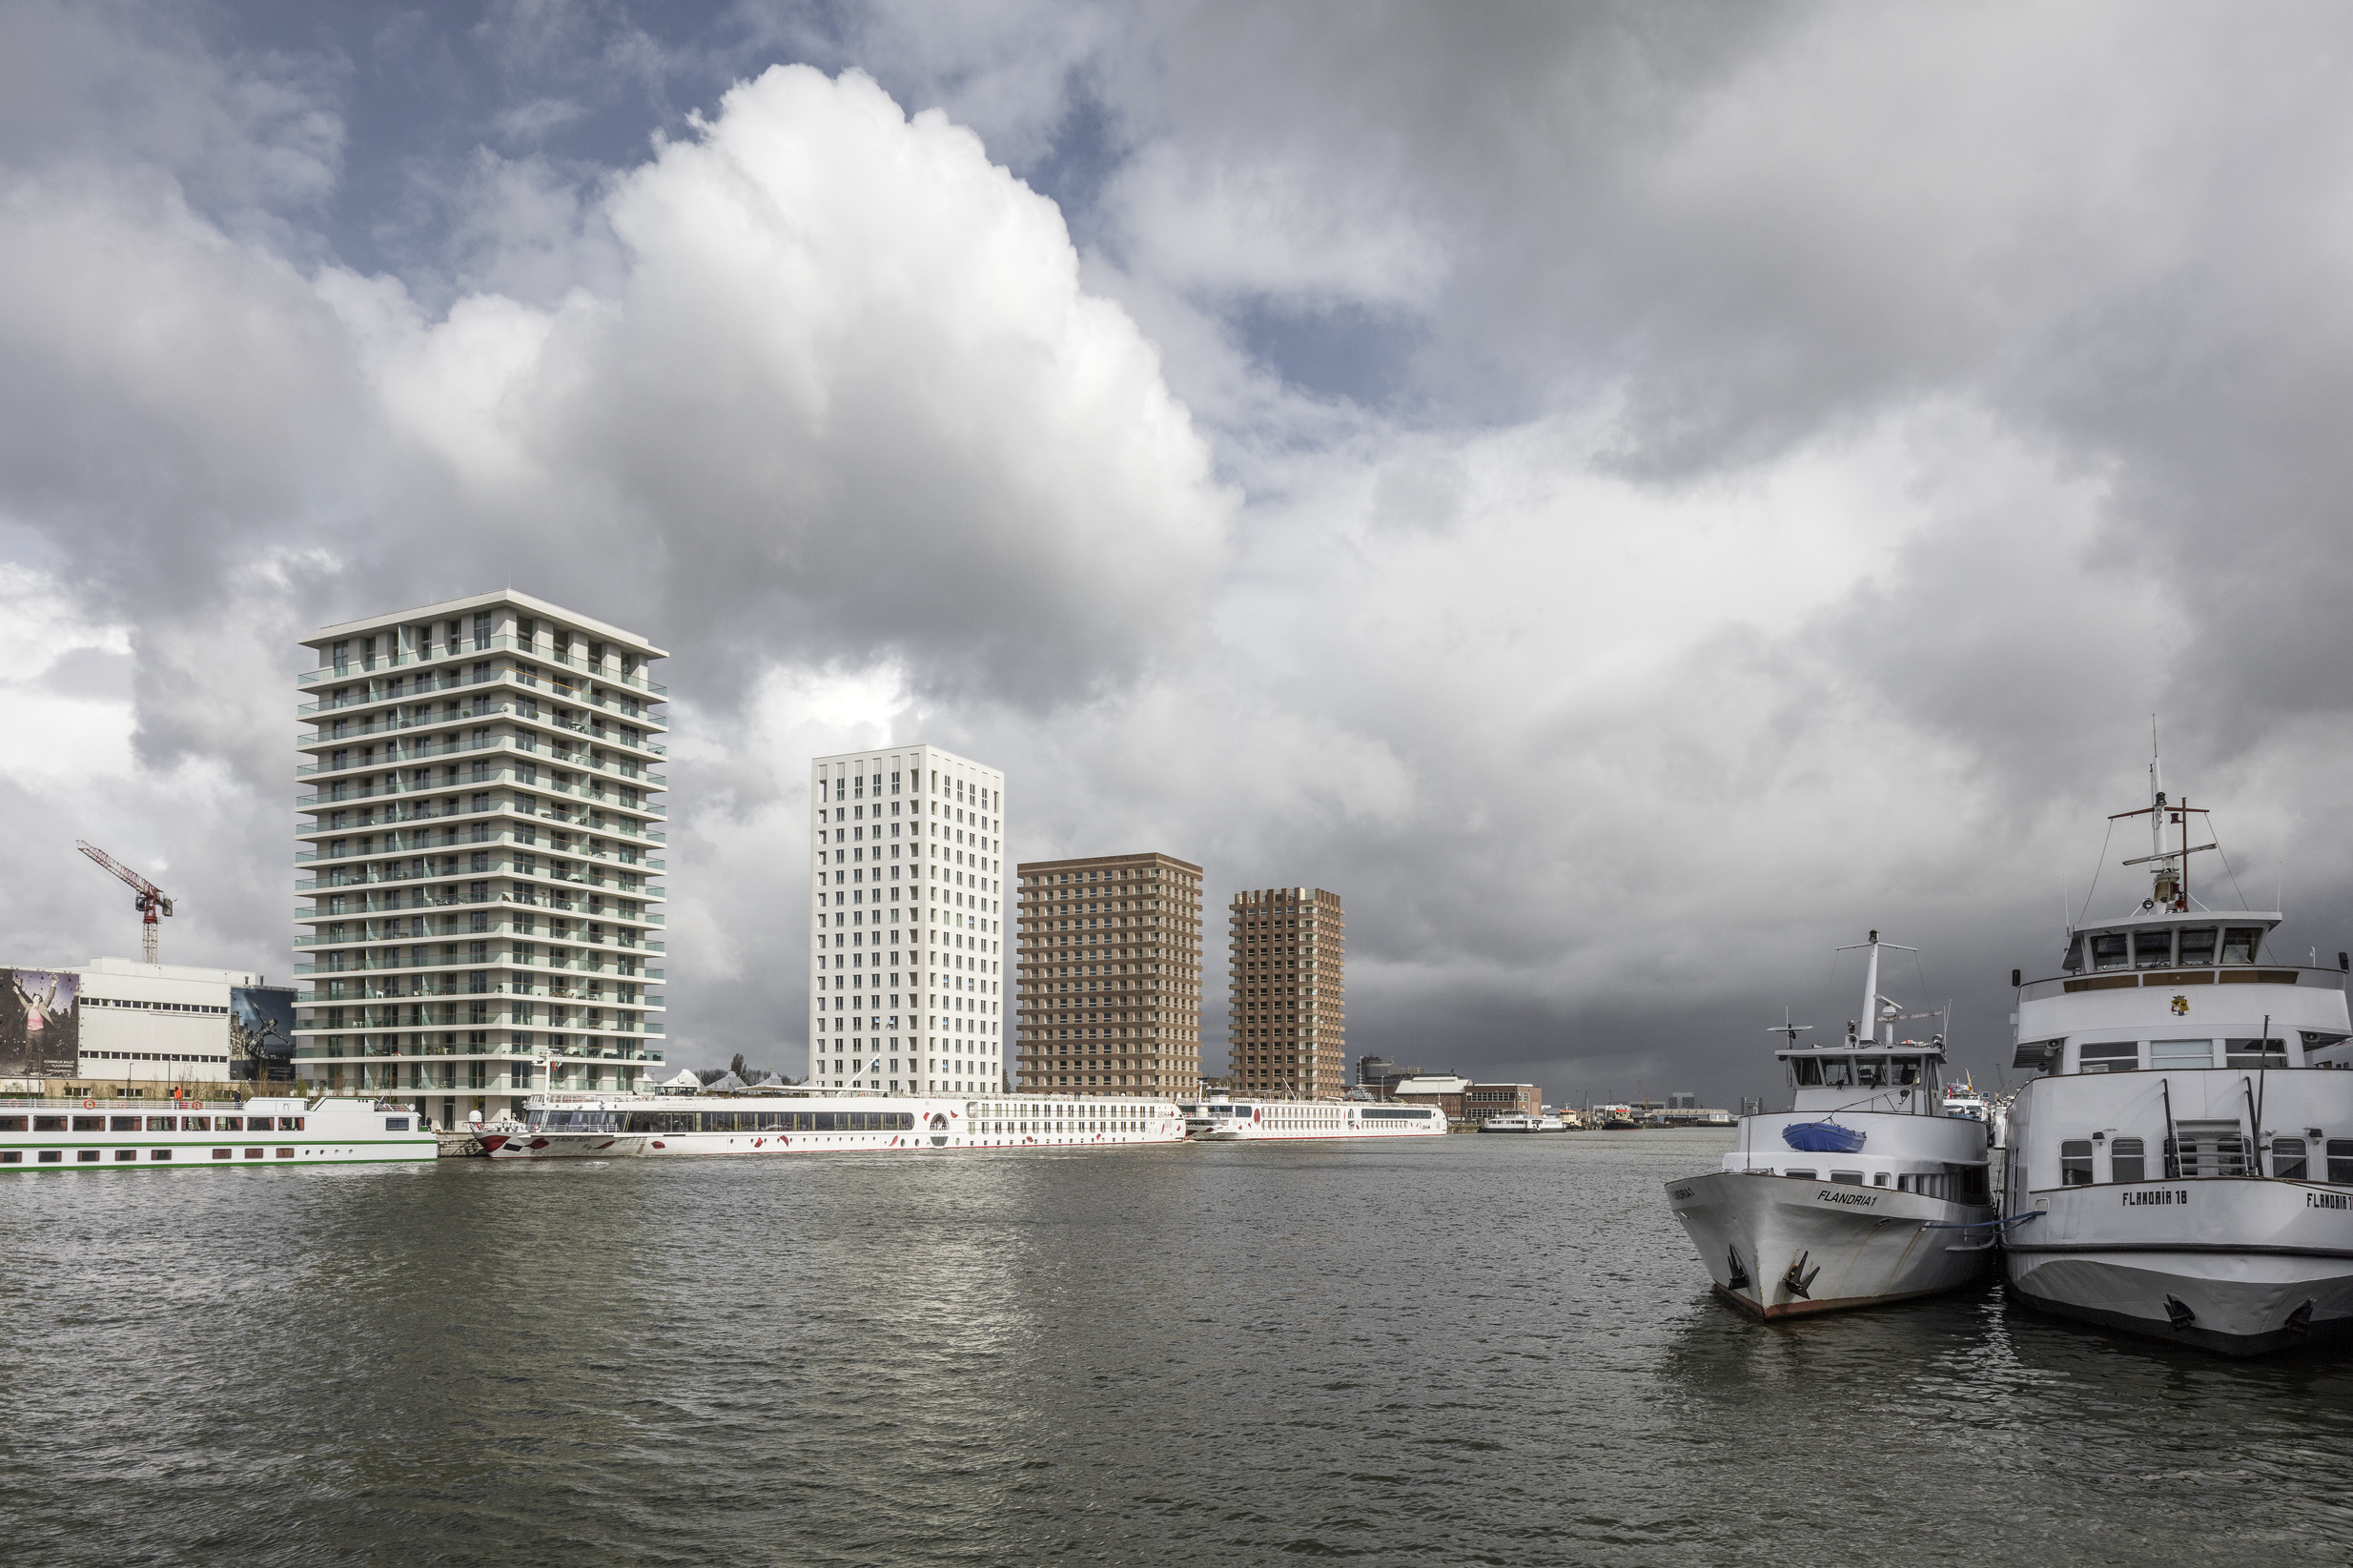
1177,1093,1447,1141
2002,763,2353,1354
481,1090,1187,1158
0,1095,436,1169
1666,932,1996,1319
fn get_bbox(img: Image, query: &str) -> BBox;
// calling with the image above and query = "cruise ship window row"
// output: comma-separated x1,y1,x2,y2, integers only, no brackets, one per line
0,1113,303,1132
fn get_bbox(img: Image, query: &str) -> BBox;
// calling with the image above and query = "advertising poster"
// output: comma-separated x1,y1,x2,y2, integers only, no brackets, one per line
2,968,81,1079
230,986,297,1082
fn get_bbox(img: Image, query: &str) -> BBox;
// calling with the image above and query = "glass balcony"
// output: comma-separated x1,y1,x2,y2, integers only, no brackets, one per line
296,755,667,813
297,635,668,696
298,688,668,755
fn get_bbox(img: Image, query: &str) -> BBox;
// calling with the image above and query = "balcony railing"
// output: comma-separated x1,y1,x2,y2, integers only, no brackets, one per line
297,838,663,871
297,635,668,696
293,927,664,952
297,728,667,784
297,756,666,815
300,693,667,757
297,857,661,898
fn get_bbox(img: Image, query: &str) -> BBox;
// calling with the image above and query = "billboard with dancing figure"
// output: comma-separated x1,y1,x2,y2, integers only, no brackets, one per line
230,986,297,1082
3,969,82,1079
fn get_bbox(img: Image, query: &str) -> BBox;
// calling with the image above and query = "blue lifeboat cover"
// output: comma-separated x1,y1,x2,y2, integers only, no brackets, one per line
1782,1121,1867,1154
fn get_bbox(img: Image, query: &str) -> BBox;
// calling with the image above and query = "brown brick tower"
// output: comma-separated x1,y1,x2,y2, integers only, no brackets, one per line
1014,853,1202,1095
1226,887,1345,1098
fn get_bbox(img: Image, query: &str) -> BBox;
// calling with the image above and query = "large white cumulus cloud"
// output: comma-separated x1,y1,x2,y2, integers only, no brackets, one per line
323,65,1230,698
0,58,1233,1058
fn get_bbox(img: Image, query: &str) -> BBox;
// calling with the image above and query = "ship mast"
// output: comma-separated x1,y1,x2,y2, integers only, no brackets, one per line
1835,929,1916,1046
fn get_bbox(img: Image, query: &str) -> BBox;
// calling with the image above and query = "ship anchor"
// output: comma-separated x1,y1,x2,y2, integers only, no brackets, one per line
1782,1251,1821,1300
1726,1246,1751,1293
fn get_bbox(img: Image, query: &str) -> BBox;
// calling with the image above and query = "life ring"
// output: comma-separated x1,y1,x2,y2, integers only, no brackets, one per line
82,1098,94,1109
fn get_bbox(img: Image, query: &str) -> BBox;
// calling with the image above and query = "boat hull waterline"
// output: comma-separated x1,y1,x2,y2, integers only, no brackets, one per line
2003,1175,2353,1354
1668,1171,1995,1320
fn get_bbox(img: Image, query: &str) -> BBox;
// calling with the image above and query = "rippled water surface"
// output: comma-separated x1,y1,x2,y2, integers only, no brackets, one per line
4,1130,2349,1565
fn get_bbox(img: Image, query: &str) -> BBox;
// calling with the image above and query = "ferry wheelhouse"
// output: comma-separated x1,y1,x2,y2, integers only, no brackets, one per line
481,1091,1187,1158
1177,1093,1447,1141
1666,931,1995,1318
0,1095,436,1169
2002,764,2353,1354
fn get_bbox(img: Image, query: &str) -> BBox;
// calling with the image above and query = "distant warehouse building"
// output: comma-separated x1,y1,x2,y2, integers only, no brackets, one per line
1383,1074,1470,1120
1463,1083,1542,1125
1,957,296,1098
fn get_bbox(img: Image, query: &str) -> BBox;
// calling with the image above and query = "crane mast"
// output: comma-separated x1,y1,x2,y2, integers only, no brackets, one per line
74,841,174,964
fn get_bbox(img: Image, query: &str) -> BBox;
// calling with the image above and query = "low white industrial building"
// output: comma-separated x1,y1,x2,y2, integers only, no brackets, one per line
2,957,295,1099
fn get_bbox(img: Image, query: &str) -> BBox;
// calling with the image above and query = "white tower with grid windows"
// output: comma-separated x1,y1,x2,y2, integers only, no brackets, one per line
808,746,1004,1092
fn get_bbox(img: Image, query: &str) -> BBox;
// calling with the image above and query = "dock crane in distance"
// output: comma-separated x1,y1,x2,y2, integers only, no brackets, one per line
75,841,174,965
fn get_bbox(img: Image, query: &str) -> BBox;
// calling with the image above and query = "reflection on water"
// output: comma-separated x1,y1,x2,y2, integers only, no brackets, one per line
1,1130,2345,1565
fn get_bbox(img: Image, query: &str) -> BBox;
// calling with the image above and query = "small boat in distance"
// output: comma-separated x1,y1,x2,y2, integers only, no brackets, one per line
1664,931,1996,1319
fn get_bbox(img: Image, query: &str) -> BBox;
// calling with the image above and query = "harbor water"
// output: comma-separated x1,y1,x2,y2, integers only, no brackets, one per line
4,1129,2348,1565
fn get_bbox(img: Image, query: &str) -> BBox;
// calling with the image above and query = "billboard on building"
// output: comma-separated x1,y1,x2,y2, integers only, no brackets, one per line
230,986,297,1082
2,968,81,1079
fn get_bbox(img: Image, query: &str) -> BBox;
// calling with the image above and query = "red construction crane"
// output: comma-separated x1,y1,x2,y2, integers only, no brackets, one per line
76,841,174,964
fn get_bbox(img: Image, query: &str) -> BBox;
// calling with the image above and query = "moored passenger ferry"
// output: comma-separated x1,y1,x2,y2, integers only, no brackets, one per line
1666,930,1996,1319
1177,1093,1448,1141
0,1095,437,1169
482,1091,1187,1158
2002,761,2353,1354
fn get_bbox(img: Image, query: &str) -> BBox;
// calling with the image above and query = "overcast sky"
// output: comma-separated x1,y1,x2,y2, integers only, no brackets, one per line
7,0,2353,1104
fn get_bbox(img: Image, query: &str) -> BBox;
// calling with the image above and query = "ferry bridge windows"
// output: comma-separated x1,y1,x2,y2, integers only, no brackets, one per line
1854,1060,1886,1089
1893,1058,1923,1086
2110,1137,2147,1184
2151,1038,2212,1069
2225,1038,2288,1069
2092,933,2129,971
2330,1141,2353,1184
2059,1140,2095,1186
2221,927,2264,965
2270,1137,2309,1180
2179,927,2219,967
2134,930,2174,968
2062,934,2085,972
2078,1040,2139,1073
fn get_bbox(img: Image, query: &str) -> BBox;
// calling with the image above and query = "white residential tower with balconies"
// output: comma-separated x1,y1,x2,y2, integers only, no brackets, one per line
293,592,669,1129
808,746,1004,1094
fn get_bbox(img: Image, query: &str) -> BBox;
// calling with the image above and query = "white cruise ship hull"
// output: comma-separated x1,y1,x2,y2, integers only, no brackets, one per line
1668,1171,1995,1319
2003,1178,2353,1354
1178,1099,1448,1141
483,1092,1188,1159
1,1096,437,1170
